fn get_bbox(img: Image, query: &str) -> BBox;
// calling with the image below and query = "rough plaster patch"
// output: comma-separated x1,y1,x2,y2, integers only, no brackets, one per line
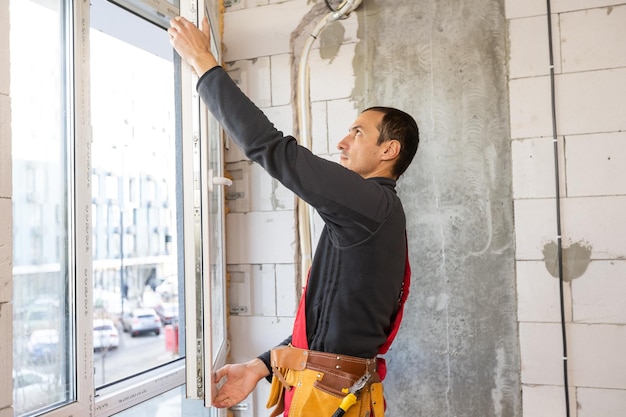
289,3,329,128
491,347,505,415
318,21,345,61
542,240,592,281
352,2,380,106
426,293,449,311
270,178,286,210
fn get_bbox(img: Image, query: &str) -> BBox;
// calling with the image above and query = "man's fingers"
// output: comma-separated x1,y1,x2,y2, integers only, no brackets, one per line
201,16,211,41
213,365,229,383
169,16,191,31
212,398,231,409
170,15,210,42
169,16,180,30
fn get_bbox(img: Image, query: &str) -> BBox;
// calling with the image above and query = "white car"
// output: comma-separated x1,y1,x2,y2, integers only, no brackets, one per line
155,302,179,326
27,329,59,363
93,318,120,350
121,308,161,337
155,276,178,300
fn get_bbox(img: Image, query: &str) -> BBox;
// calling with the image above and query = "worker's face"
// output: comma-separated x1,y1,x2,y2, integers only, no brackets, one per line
337,110,386,178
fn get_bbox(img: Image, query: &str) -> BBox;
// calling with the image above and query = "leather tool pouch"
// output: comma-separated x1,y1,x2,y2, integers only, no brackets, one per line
266,346,385,417
266,346,310,416
288,369,378,417
266,374,285,413
271,345,309,371
312,367,358,397
370,382,385,417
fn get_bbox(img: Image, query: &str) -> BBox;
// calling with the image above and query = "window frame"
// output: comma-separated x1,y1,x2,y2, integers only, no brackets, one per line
179,0,229,406
40,0,92,413
13,0,228,416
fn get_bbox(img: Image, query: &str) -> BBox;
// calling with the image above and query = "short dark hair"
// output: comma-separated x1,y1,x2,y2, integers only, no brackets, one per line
363,106,419,178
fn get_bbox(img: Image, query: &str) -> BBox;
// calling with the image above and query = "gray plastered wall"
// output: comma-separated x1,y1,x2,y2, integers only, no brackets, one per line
352,1,520,416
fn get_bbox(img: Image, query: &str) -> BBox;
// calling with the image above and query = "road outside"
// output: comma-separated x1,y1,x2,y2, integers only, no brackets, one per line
94,321,179,386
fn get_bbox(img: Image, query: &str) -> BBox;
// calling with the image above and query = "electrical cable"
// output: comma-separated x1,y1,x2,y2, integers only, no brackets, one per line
296,0,362,284
545,1,571,416
324,0,342,12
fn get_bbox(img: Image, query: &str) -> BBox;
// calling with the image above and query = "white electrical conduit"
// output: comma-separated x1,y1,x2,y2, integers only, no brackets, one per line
296,0,363,283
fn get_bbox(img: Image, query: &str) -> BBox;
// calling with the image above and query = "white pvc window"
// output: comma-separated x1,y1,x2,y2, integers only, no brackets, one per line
11,1,92,416
11,0,228,415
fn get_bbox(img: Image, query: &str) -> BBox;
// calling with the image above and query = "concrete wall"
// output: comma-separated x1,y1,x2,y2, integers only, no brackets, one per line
221,0,626,416
362,2,519,417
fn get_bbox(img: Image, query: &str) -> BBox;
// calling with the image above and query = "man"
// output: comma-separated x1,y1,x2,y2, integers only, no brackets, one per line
169,15,419,417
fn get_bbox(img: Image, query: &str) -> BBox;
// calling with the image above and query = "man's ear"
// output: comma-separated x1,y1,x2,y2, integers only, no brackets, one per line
381,139,401,161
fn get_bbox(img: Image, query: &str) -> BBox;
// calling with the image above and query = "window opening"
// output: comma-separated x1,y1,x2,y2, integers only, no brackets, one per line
90,9,180,386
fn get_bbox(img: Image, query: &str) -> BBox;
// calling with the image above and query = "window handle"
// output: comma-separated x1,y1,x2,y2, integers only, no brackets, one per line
208,169,232,192
212,176,232,187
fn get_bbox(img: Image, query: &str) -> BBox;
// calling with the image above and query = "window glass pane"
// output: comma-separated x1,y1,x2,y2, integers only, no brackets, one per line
90,13,179,386
11,0,73,415
207,118,226,365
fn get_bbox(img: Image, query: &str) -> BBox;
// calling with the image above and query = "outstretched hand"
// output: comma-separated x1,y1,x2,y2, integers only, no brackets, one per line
168,16,219,76
212,358,270,408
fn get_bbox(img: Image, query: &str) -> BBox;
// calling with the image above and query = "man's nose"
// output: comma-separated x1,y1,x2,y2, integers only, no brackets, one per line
337,135,349,150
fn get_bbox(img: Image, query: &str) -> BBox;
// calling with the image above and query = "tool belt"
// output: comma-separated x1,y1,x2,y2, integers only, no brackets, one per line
266,345,385,417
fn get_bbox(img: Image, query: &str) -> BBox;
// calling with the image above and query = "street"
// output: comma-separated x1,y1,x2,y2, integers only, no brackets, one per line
94,324,179,386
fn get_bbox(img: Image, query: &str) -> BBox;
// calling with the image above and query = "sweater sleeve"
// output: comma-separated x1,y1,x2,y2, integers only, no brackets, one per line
195,67,397,229
257,335,292,383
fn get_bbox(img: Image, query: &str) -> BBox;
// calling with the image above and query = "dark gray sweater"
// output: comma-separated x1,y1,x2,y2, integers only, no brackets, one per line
197,67,408,369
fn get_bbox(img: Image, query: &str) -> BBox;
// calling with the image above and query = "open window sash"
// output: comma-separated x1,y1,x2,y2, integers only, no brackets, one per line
179,0,229,409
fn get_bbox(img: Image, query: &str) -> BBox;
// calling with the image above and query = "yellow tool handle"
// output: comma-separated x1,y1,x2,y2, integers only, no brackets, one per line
331,393,357,417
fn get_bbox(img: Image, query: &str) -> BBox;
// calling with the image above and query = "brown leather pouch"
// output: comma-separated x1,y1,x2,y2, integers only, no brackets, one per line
313,368,359,397
270,345,309,371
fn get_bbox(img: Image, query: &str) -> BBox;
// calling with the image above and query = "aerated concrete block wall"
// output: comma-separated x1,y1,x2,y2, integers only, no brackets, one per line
509,1,626,416
0,0,14,415
221,0,626,416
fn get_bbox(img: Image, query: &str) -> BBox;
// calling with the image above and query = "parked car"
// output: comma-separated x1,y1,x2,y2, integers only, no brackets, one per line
93,288,123,318
24,300,60,335
27,329,59,363
13,369,63,415
155,276,178,301
154,303,179,326
93,318,120,350
121,308,161,337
